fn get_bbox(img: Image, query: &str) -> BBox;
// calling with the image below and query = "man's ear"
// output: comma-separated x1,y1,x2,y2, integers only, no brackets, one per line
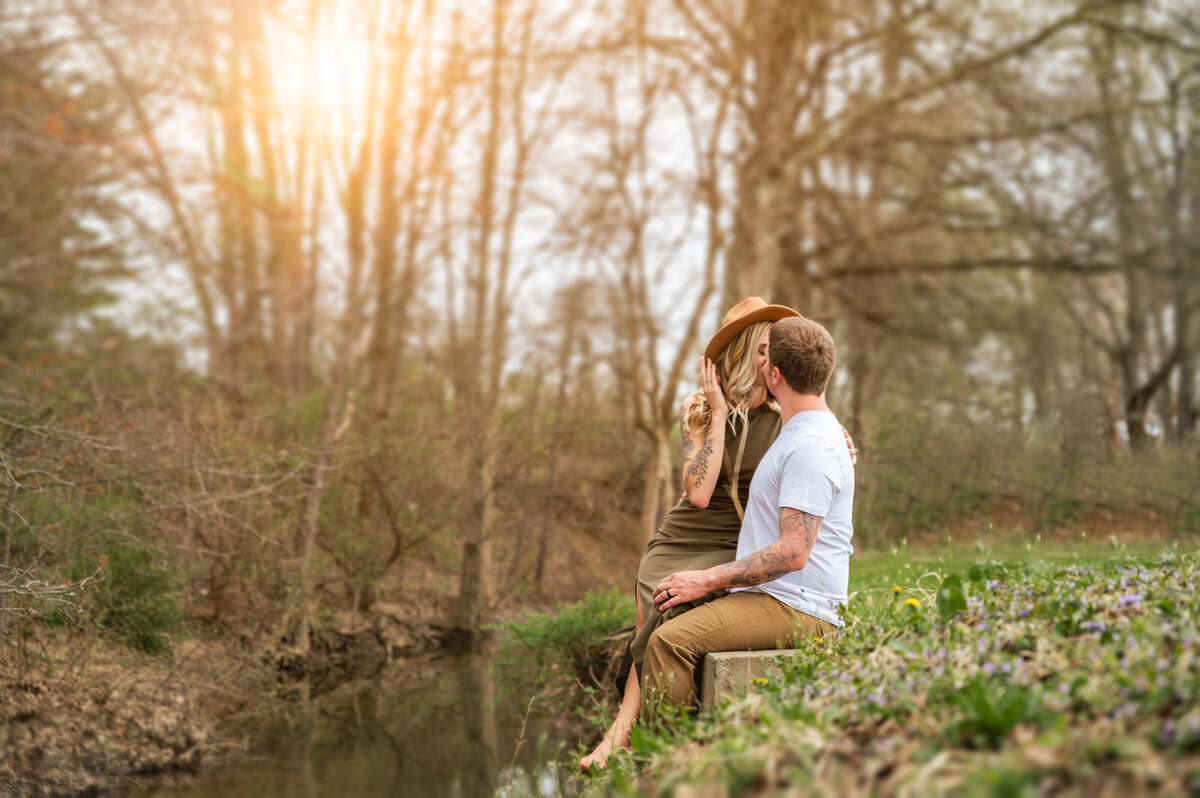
765,365,780,395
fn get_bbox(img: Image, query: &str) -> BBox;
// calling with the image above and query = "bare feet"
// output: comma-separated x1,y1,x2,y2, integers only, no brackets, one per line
581,668,640,773
578,735,626,773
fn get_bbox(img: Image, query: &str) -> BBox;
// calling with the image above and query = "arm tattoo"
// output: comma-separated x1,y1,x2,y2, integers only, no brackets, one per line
713,510,823,589
786,510,822,555
685,433,714,484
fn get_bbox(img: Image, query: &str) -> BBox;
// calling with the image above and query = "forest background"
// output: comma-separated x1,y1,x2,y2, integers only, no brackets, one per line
1,0,1198,662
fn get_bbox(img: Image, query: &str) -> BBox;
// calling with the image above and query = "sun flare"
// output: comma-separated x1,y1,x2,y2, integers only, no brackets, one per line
269,17,374,131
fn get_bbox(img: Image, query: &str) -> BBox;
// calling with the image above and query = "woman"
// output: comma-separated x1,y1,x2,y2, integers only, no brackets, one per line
580,297,854,771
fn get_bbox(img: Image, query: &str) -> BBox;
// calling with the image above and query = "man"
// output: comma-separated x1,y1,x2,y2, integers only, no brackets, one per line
644,316,855,707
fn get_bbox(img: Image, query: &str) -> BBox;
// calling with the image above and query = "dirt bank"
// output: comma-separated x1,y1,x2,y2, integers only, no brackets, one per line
0,674,210,796
0,604,460,798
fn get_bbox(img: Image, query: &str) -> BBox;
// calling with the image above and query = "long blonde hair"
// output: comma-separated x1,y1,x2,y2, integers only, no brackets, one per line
683,320,774,437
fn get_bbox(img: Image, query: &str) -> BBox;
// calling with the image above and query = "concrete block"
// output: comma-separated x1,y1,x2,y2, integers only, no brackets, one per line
699,649,800,710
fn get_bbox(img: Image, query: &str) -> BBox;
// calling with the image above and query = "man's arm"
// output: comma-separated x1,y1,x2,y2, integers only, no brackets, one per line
652,507,822,612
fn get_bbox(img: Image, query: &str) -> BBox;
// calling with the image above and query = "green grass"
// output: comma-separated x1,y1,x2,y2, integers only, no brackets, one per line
850,534,1172,592
582,541,1200,796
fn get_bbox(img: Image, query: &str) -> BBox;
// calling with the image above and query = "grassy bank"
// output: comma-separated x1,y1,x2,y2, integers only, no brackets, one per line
579,541,1200,796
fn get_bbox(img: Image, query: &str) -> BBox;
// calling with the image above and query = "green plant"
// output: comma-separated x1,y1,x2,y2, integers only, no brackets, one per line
497,588,634,692
940,675,1049,750
75,545,182,656
936,573,968,621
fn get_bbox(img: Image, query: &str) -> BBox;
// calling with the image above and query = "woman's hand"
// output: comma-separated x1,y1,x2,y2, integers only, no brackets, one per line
653,569,715,612
700,357,728,418
842,426,858,466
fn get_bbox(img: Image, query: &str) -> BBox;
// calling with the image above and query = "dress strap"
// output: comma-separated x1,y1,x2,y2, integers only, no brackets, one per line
722,407,779,523
723,419,750,523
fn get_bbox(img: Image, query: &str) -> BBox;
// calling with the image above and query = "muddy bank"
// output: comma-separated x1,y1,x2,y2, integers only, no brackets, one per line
0,605,464,798
0,675,210,797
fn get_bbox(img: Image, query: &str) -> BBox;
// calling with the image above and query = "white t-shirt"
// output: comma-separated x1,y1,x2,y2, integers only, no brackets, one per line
729,410,855,626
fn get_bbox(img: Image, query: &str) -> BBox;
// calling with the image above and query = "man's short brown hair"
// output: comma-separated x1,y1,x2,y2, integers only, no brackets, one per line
769,317,835,395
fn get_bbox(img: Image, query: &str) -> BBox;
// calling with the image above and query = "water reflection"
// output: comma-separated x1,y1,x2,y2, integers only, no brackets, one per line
459,650,499,796
119,647,576,798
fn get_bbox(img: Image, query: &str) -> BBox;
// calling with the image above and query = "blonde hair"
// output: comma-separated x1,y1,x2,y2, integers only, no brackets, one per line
683,320,774,437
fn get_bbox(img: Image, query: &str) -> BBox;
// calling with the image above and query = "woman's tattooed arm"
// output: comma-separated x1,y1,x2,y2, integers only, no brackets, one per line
680,399,725,507
686,431,715,484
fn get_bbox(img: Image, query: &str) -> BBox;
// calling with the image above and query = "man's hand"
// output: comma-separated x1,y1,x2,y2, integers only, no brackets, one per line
653,569,716,612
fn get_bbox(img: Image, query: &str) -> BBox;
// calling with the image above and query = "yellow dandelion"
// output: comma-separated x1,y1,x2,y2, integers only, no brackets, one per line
903,597,920,608
892,586,902,594
751,677,768,686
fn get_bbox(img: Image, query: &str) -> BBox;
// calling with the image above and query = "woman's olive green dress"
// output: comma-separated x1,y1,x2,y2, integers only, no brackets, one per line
616,401,781,690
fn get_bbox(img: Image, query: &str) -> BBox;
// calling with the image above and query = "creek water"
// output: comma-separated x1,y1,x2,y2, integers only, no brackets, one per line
118,651,581,798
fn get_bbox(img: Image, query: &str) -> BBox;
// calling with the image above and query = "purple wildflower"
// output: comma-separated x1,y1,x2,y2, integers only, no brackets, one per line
1160,721,1176,747
1119,593,1143,608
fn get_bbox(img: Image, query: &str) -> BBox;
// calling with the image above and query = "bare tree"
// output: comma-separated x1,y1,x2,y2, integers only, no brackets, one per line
450,0,575,629
550,6,733,543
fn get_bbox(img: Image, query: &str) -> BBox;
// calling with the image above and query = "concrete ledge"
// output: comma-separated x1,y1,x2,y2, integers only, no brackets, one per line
700,649,801,710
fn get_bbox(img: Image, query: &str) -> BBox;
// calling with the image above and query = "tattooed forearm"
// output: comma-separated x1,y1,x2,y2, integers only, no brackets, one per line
685,433,714,484
718,546,794,588
710,510,823,589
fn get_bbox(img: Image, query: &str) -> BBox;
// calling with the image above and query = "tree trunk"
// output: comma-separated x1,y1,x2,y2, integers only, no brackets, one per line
638,427,671,545
724,0,810,307
455,0,508,632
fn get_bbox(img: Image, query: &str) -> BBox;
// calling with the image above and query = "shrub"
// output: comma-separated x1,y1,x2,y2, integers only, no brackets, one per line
76,545,182,656
496,588,633,693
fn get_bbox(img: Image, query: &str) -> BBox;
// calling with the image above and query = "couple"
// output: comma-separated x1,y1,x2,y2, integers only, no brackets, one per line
580,297,855,771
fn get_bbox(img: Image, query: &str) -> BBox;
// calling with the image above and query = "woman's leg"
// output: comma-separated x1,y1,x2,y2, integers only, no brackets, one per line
579,592,646,771
578,664,641,771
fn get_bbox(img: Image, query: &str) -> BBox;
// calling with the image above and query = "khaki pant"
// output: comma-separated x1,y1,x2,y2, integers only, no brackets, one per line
641,591,834,707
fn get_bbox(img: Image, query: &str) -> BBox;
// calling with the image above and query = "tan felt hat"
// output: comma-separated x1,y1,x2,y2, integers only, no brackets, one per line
704,296,803,361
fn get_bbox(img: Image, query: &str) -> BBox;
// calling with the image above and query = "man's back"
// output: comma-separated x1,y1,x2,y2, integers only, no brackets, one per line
731,409,855,626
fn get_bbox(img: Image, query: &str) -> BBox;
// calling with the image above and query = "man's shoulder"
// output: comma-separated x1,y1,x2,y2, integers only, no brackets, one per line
780,413,842,447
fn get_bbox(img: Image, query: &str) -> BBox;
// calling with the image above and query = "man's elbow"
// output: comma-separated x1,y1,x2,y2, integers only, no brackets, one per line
787,549,811,574
686,490,709,509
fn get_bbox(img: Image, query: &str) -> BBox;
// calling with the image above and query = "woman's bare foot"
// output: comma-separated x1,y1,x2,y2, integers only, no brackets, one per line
579,735,627,772
578,737,611,772
581,669,640,772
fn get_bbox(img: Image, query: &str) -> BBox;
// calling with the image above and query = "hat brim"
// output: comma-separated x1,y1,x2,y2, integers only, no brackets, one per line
704,304,802,361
